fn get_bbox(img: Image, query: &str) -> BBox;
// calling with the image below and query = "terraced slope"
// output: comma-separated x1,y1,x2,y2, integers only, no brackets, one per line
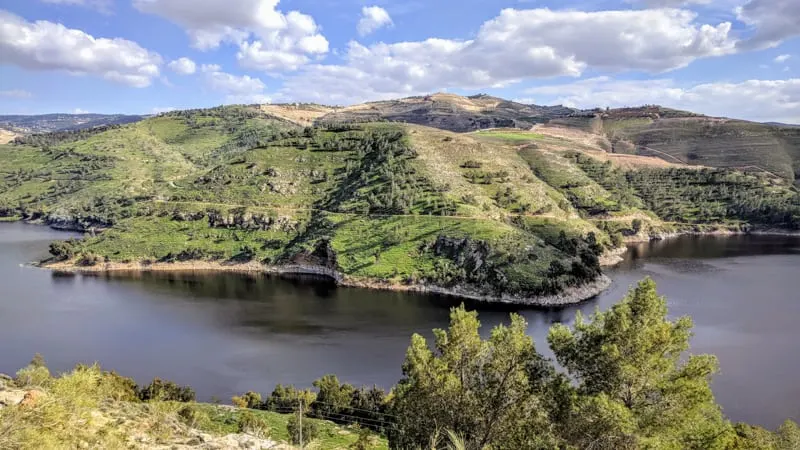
2,104,798,305
0,107,616,304
548,107,800,183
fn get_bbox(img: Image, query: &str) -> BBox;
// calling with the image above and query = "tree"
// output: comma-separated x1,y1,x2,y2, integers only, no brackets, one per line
137,378,195,402
390,305,559,449
548,278,735,449
312,374,354,421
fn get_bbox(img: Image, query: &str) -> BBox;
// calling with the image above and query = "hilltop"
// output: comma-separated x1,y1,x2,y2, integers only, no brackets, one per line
1,99,798,304
249,97,800,185
313,93,574,132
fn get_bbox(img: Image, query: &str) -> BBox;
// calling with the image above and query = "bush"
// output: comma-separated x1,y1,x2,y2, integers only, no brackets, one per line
15,354,52,388
237,411,271,437
137,378,195,402
49,240,78,261
287,414,319,445
460,160,483,169
176,404,210,428
232,391,262,409
77,252,103,267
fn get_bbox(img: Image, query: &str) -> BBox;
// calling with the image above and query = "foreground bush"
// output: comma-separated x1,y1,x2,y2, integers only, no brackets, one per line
287,413,319,445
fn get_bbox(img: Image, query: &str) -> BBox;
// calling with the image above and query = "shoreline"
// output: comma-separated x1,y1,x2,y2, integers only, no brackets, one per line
39,259,612,307
622,228,800,244
14,220,800,306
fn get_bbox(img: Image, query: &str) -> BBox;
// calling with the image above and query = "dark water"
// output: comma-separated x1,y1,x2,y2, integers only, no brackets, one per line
1,222,798,428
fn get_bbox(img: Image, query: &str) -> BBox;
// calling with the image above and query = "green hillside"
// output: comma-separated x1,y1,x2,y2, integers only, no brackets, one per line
550,107,800,183
1,103,799,303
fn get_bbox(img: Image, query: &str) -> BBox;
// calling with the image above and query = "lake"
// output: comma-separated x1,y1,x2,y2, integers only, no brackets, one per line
0,221,798,428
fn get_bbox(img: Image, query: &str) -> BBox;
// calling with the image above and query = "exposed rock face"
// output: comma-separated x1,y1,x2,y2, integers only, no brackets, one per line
42,213,111,232
0,390,26,408
204,209,298,232
290,238,338,269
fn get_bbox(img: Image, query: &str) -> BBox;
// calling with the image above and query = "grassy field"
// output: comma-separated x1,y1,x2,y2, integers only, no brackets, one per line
473,130,546,142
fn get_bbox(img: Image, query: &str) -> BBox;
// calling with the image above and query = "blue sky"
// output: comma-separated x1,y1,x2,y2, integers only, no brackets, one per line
1,0,799,123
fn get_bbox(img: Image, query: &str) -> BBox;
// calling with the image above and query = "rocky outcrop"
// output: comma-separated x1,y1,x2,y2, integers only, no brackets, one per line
204,209,298,232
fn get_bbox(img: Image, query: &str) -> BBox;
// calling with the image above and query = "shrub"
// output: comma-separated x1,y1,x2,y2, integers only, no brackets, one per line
15,354,52,388
232,391,262,409
237,411,271,437
49,240,78,261
287,414,319,445
77,252,102,266
349,426,376,450
137,378,195,402
460,160,483,169
177,404,208,428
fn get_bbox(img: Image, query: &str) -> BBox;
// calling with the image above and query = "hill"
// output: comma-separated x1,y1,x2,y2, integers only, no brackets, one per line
315,93,575,132
1,102,798,304
0,113,145,134
545,106,800,184
276,97,800,186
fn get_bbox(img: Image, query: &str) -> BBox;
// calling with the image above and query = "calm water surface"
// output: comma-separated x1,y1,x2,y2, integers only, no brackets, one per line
1,222,798,427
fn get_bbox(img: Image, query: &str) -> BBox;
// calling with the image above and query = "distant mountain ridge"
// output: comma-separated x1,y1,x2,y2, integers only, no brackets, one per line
313,93,576,132
0,113,145,134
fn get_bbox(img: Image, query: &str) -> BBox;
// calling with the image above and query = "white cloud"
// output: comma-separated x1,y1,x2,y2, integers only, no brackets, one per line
167,57,196,75
151,106,177,114
205,71,265,95
0,89,33,98
133,0,328,72
357,6,393,36
226,93,272,104
201,66,270,104
0,10,162,87
277,7,735,103
200,63,221,73
774,54,791,64
72,108,89,114
519,77,800,124
736,0,800,50
39,0,112,13
628,0,711,6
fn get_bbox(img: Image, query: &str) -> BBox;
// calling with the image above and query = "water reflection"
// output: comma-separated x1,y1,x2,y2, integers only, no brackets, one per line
0,222,798,428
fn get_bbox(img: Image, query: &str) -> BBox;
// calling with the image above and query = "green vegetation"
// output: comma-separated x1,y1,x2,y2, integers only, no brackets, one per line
0,356,387,449
555,107,800,183
474,130,546,142
572,153,800,229
3,103,800,303
387,279,798,449
0,106,618,300
4,280,793,449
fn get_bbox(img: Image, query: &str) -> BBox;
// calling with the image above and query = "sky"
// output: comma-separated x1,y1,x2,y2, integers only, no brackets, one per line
0,0,799,123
